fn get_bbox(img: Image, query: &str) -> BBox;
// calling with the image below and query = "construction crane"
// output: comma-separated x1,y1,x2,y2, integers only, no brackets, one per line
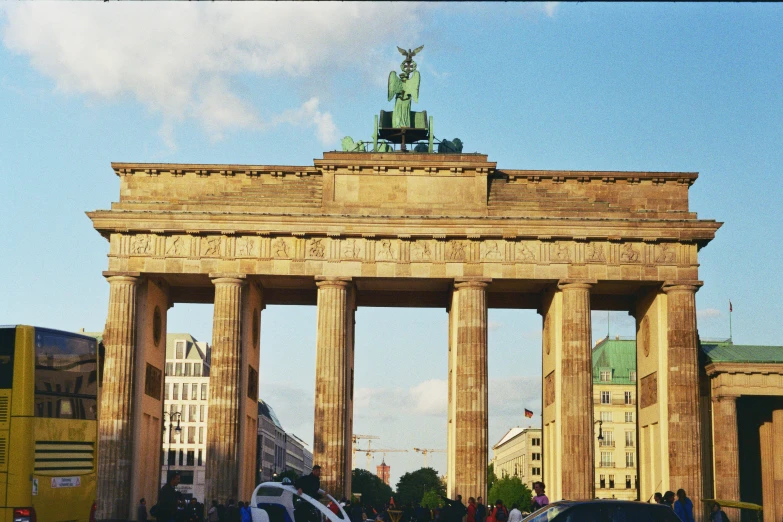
352,434,380,461
413,447,445,467
361,447,408,470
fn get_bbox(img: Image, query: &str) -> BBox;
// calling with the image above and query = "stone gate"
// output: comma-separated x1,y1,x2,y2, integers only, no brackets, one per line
89,151,720,521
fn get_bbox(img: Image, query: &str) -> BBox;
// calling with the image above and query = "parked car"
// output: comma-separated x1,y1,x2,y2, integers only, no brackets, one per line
250,480,349,522
521,500,681,522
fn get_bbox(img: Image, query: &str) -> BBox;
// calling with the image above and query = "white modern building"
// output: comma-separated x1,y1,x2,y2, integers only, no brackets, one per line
492,427,543,489
160,333,211,501
256,399,313,483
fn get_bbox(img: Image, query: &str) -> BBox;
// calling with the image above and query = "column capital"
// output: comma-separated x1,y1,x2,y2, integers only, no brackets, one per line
103,271,141,284
210,273,246,286
315,276,353,288
662,281,703,294
557,279,595,291
454,277,491,290
712,393,740,403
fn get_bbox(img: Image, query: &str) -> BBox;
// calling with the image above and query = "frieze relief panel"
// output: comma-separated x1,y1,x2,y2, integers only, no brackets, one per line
115,233,689,268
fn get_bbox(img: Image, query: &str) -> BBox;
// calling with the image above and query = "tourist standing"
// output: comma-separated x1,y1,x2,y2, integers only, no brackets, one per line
138,499,148,522
475,497,486,522
531,482,549,512
674,489,695,522
507,504,522,522
467,498,477,522
710,502,729,522
653,493,664,505
491,500,508,522
157,473,182,522
208,501,220,522
663,491,676,509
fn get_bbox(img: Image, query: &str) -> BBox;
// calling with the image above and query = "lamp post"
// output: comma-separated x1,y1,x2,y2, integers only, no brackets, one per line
163,411,182,480
595,420,604,442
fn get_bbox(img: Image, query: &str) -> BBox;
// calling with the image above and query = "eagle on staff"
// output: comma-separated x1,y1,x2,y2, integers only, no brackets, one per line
388,45,424,128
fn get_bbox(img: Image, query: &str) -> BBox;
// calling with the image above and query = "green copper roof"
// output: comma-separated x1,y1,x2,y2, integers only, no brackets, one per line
701,341,783,364
592,338,637,385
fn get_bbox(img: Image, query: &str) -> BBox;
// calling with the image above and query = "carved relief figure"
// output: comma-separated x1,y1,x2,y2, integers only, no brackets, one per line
131,235,152,254
342,239,362,259
483,240,502,260
586,243,606,262
308,238,326,258
376,239,396,261
655,243,676,263
551,242,571,262
620,243,640,263
272,238,289,258
203,237,221,257
237,237,255,257
411,241,432,261
165,236,183,256
447,241,466,261
516,243,536,262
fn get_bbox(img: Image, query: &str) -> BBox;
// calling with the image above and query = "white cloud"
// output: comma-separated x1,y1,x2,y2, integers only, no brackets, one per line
410,379,447,415
0,3,424,145
488,320,504,331
698,308,722,319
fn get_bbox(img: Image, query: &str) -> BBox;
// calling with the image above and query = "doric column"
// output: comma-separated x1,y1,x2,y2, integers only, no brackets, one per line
662,282,703,516
712,395,740,517
448,279,489,500
206,275,246,503
558,281,594,500
313,277,355,499
773,410,783,522
760,420,775,522
97,274,140,521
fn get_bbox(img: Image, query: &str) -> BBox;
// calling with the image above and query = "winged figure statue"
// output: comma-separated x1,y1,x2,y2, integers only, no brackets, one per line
388,45,424,128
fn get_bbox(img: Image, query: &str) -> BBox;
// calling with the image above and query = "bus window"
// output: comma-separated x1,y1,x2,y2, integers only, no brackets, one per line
0,327,15,388
34,329,98,419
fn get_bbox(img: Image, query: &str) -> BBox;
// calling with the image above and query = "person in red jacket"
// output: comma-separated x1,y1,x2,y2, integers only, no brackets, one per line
466,498,477,522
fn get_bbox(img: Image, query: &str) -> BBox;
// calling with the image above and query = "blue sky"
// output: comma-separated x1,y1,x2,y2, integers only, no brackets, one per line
1,3,782,486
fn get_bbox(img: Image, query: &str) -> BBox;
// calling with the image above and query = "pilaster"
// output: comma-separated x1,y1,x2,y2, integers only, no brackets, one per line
773,409,783,522
760,420,775,522
97,274,140,521
206,275,246,503
447,278,489,501
313,276,355,499
711,395,740,518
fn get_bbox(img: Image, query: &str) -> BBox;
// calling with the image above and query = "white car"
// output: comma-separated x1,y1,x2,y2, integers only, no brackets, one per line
250,481,350,522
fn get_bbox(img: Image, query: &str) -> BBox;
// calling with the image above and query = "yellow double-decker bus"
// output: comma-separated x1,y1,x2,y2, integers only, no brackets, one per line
0,326,98,522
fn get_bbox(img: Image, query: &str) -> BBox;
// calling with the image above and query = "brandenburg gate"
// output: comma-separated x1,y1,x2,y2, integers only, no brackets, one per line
89,151,720,520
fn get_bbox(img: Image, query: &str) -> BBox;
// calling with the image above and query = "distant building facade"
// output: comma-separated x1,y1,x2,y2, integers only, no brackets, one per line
592,337,637,500
160,334,211,501
491,427,543,488
256,399,313,483
376,461,390,485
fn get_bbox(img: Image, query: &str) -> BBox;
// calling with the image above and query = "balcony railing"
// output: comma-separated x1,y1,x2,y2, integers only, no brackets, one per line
598,462,615,468
599,441,615,447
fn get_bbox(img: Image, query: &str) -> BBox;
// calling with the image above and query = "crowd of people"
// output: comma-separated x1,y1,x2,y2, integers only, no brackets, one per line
146,472,254,522
651,488,728,522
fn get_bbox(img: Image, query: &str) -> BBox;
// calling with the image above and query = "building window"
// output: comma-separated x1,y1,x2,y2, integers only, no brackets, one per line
198,450,203,467
625,475,632,489
200,405,205,422
175,363,183,376
164,384,170,401
601,411,613,423
184,363,191,376
600,370,612,382
188,427,195,444
601,391,611,404
624,391,633,405
630,371,637,382
192,384,198,400
601,431,614,447
625,412,634,423
172,383,179,400
532,438,540,446
626,452,635,468
179,450,184,466
182,384,189,401
187,450,195,466
176,341,185,359
199,426,204,444
201,383,208,400
600,452,614,467
532,467,541,475
609,475,615,488
189,405,197,422
625,431,635,448
532,453,541,461
168,450,176,465
193,363,201,376
165,363,173,376
599,474,606,488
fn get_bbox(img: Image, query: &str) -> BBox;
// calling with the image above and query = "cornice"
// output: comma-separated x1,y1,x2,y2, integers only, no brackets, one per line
705,362,783,377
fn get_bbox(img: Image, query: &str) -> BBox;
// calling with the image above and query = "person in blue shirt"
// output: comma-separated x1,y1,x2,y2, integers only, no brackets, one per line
673,489,694,522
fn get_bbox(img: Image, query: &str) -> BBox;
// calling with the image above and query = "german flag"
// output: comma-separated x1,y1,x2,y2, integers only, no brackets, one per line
524,409,534,418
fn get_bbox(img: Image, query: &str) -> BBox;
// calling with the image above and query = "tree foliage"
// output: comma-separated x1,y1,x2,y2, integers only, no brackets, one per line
420,489,444,510
487,476,532,512
352,468,394,507
487,463,498,494
395,468,445,506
